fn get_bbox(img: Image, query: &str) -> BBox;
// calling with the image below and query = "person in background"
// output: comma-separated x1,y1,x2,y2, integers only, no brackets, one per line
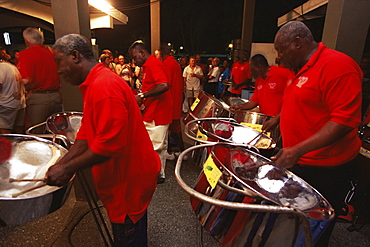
179,56,188,72
159,43,187,161
47,34,160,246
231,54,291,117
218,59,232,99
129,41,173,184
195,54,206,89
0,47,25,134
154,49,162,60
100,54,114,72
115,54,133,88
101,49,116,72
265,21,362,245
227,50,252,97
130,58,142,91
183,56,204,107
17,27,62,133
206,57,221,96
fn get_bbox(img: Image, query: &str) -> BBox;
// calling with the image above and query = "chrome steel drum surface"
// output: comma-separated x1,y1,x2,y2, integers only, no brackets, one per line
223,97,260,112
46,111,83,144
211,143,334,219
183,91,231,126
233,110,271,125
185,118,276,150
0,134,71,226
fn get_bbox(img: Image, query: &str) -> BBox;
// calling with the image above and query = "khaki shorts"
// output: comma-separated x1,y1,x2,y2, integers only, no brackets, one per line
185,88,200,99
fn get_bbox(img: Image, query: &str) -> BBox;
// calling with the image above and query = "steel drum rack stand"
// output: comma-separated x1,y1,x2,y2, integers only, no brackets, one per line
26,125,114,246
175,143,314,247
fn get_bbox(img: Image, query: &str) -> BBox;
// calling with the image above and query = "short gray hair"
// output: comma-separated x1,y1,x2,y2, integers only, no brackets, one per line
53,34,95,60
23,27,44,45
277,21,314,43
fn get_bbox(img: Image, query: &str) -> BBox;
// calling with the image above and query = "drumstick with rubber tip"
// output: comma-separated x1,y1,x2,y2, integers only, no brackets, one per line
9,178,45,182
11,183,47,198
247,130,266,145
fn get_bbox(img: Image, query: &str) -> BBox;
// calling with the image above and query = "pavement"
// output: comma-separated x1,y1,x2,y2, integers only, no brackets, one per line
0,138,369,246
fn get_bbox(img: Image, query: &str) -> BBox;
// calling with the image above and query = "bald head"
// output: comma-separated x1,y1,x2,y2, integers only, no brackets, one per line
274,21,317,72
276,21,314,44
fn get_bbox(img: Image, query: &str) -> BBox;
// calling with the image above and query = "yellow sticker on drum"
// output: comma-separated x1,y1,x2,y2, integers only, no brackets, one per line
196,129,208,141
190,98,200,111
240,123,271,137
203,155,222,189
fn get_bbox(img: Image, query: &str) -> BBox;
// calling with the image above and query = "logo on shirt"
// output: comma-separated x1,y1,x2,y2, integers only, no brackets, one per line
257,85,262,90
297,76,308,88
142,72,146,81
268,83,276,89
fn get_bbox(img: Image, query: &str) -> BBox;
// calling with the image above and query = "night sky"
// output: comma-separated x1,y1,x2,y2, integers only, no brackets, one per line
94,0,312,57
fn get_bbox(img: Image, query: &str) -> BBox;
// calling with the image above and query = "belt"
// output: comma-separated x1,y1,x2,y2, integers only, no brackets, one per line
32,90,59,94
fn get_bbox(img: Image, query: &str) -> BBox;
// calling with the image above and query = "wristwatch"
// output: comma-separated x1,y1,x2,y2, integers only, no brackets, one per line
138,92,145,99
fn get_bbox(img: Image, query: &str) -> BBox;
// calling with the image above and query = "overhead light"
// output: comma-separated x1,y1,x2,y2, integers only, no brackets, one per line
88,0,113,12
228,43,233,49
3,32,11,45
88,0,128,24
179,46,184,50
91,38,96,46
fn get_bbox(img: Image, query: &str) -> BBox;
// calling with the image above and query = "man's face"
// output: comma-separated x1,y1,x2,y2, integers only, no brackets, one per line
274,33,298,70
0,49,10,61
54,51,82,86
249,62,259,79
118,55,125,65
195,55,201,64
129,48,145,67
212,58,219,66
189,58,196,67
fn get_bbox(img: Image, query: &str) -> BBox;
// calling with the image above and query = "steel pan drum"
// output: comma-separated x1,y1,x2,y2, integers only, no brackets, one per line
223,97,260,113
183,91,231,126
46,112,83,145
0,134,71,226
175,143,334,247
185,118,276,151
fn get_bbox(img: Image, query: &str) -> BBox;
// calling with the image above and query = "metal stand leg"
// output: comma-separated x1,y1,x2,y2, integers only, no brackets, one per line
77,171,114,247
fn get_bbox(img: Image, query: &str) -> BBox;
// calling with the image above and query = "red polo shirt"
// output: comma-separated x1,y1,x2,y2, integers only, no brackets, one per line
162,56,184,120
230,61,252,95
141,55,173,125
281,43,362,167
18,45,60,91
77,63,160,223
250,65,291,116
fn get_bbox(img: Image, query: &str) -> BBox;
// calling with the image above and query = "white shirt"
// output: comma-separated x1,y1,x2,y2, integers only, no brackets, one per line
183,65,203,90
0,61,22,109
207,66,221,83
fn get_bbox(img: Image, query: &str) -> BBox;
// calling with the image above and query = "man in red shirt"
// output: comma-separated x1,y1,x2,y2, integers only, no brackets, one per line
266,21,362,245
159,43,187,160
46,34,160,246
18,27,62,133
227,50,252,97
231,54,291,117
129,41,173,184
